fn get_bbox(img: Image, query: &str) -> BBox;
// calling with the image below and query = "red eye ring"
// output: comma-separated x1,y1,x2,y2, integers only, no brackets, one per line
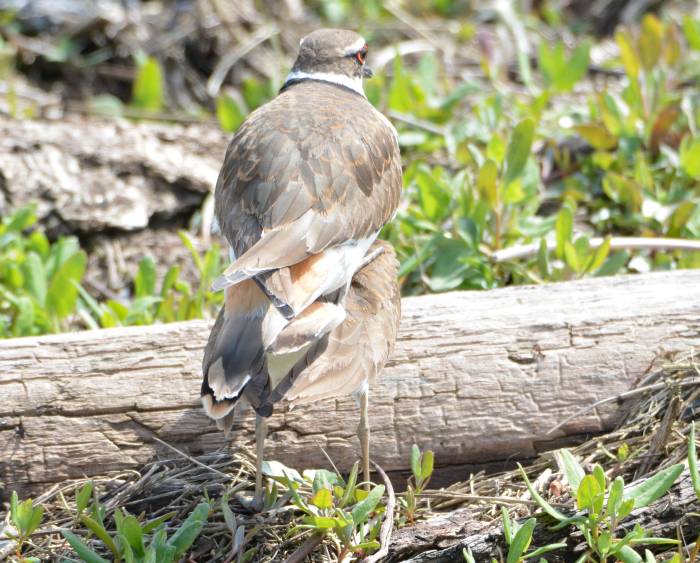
355,44,368,64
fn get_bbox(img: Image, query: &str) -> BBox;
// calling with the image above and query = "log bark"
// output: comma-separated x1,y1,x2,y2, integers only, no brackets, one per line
2,269,700,500
386,470,700,562
0,115,228,233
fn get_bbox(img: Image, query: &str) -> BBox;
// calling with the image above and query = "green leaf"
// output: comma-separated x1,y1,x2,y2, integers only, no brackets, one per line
623,463,683,509
689,422,700,501
526,542,567,559
536,238,550,278
167,501,210,556
595,250,629,277
13,297,35,337
80,515,120,558
618,498,635,519
606,476,624,518
507,518,535,563
10,491,19,527
5,205,37,233
134,256,156,298
262,460,303,483
76,482,93,514
638,14,663,71
585,237,611,274
476,159,499,209
304,515,343,529
592,464,606,492
555,205,573,259
14,498,41,535
616,30,640,79
178,231,203,273
503,118,535,187
410,445,421,482
668,202,696,237
617,545,643,563
87,94,124,118
132,56,163,111
142,511,177,533
351,485,384,525
577,474,603,513
553,449,585,491
310,488,333,510
22,252,46,305
682,17,700,51
680,136,700,179
518,465,569,521
539,40,590,92
61,530,110,563
501,506,513,544
420,450,434,482
340,462,359,508
574,124,618,150
563,241,581,273
121,515,145,556
216,95,245,132
46,251,87,320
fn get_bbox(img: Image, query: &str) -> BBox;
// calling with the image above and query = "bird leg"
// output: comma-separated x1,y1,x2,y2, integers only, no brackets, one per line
254,413,268,511
357,387,371,489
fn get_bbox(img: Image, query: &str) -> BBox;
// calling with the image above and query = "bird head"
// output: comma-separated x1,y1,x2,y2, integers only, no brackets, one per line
284,29,372,97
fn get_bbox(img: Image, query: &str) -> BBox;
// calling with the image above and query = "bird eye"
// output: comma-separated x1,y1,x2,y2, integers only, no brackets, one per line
356,44,368,64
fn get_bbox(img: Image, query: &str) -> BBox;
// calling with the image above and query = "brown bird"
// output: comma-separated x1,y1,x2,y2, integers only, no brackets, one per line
201,28,402,507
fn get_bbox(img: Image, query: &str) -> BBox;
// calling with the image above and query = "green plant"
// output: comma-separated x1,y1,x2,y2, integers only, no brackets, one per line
4,490,44,562
0,205,87,336
131,55,164,112
78,230,223,329
499,507,566,562
398,444,434,526
61,492,210,563
520,449,683,562
274,462,386,561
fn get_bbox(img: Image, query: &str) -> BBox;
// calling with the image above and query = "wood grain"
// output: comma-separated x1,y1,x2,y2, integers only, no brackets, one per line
2,270,700,499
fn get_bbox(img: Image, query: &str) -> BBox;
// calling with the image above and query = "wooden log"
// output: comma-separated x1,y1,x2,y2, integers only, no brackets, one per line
2,270,700,500
387,469,700,562
0,115,227,233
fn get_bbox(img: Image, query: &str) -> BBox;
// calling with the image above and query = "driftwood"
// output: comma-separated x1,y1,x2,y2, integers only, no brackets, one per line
387,470,700,562
0,115,227,233
2,269,700,500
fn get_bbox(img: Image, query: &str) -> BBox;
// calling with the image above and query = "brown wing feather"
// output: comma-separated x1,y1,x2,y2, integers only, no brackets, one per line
271,240,401,405
212,81,402,301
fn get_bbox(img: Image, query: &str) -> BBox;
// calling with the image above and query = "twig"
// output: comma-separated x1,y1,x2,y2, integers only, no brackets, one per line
361,461,395,563
547,378,700,435
151,436,231,480
207,24,279,97
417,491,570,509
489,236,700,263
282,532,324,563
388,110,446,136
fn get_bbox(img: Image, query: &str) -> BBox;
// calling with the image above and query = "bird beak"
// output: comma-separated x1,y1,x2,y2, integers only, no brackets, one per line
363,66,373,78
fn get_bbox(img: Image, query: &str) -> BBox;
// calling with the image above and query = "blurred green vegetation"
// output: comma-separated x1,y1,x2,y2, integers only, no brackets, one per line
0,206,223,337
1,2,700,334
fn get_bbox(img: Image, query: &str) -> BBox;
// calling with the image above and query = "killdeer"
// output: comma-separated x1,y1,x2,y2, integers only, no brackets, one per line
201,29,403,507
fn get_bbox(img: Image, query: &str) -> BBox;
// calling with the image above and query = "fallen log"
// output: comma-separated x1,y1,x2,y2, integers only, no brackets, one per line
387,470,699,562
0,115,227,233
2,269,700,500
